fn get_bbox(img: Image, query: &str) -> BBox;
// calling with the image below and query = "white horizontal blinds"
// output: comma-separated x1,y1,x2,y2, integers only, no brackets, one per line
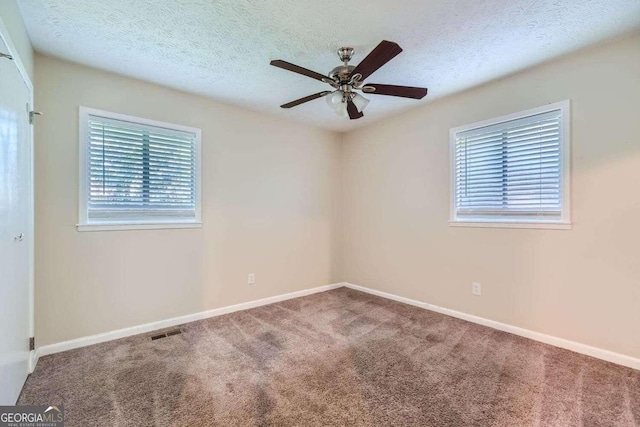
455,109,562,220
87,115,197,222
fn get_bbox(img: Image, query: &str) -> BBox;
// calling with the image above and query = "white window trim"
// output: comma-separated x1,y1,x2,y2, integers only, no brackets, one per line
77,106,202,232
449,100,571,230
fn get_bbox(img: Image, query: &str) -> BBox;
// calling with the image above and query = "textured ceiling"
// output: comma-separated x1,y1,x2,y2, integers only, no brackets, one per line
17,0,640,131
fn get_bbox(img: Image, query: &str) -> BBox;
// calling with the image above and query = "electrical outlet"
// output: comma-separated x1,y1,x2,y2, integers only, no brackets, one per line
472,282,481,296
248,273,255,285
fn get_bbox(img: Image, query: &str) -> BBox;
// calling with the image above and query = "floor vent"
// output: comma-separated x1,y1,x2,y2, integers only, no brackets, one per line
150,329,183,341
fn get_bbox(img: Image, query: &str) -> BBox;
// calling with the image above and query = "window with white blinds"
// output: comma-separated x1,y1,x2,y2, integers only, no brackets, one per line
78,108,201,230
450,102,570,227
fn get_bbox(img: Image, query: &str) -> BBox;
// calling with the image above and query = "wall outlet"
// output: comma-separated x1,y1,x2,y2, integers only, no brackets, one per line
472,282,481,296
248,273,255,285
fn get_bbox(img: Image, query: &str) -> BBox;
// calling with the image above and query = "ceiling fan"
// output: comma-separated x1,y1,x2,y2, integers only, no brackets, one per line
270,40,428,120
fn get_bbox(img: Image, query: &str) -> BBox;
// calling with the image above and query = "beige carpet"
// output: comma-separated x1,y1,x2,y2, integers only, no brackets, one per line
19,287,640,426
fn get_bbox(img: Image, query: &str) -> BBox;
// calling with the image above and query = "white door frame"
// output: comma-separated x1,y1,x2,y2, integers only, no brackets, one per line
0,15,36,372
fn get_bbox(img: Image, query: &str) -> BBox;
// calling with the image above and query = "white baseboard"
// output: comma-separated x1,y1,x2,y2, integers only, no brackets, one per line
344,283,639,371
35,283,344,364
33,282,639,373
29,350,38,373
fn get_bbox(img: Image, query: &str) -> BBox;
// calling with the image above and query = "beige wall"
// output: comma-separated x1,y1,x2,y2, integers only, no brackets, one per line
34,54,342,346
342,34,640,359
0,0,33,79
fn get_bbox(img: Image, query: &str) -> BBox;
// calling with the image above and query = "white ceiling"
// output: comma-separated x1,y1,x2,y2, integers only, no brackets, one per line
17,0,640,131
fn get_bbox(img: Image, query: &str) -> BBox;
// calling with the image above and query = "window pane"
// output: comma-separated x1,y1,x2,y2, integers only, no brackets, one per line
453,108,564,222
86,114,197,223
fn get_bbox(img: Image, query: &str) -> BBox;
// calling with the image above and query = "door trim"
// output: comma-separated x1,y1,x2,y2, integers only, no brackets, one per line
0,15,36,373
0,17,32,93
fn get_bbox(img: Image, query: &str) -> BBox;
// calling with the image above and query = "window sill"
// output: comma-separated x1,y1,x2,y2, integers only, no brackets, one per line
449,220,571,230
77,222,202,232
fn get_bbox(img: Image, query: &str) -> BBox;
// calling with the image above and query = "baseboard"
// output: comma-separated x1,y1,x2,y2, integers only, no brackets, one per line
29,350,39,374
35,282,639,372
36,283,344,361
344,283,639,371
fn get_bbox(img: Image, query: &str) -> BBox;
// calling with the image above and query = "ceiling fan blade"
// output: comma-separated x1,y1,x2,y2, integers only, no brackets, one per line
270,60,328,82
346,99,364,120
280,91,331,109
362,84,428,99
351,41,403,81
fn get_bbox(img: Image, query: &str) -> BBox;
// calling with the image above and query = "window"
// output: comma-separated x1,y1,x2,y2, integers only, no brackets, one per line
450,101,570,229
78,107,201,231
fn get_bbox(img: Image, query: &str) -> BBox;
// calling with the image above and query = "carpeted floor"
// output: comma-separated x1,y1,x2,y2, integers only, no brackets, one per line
19,287,639,426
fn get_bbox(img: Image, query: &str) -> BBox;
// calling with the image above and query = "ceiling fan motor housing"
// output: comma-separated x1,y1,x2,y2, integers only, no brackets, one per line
329,65,355,83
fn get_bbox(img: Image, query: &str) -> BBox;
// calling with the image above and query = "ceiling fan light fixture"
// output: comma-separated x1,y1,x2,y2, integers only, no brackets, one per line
326,91,348,116
341,104,349,117
332,101,348,117
352,93,370,113
326,91,343,106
